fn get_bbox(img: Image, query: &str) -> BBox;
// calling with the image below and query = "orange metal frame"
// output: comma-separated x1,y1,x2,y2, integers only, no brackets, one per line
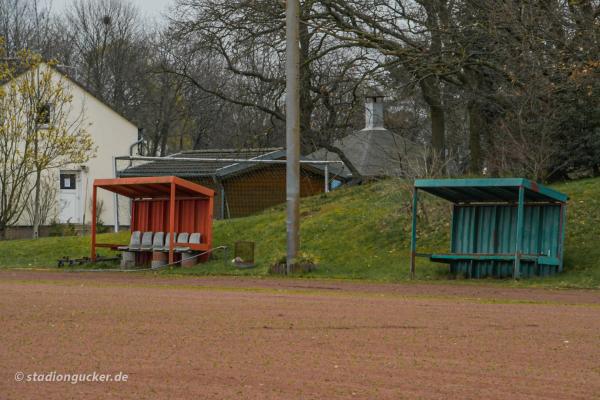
91,176,215,265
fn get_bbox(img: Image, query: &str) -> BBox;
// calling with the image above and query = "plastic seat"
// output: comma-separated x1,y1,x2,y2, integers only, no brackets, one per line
157,232,177,252
189,232,201,245
152,232,165,250
175,232,201,253
117,231,141,251
135,232,154,251
174,232,190,252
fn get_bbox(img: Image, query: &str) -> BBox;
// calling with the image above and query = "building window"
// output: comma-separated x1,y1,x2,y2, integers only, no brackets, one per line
60,173,76,190
36,103,52,125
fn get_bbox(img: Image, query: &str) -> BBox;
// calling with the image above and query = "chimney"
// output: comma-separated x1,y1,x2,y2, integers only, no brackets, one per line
364,94,385,130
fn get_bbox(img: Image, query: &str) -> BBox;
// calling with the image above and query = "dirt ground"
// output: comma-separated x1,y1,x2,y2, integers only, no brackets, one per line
0,270,599,399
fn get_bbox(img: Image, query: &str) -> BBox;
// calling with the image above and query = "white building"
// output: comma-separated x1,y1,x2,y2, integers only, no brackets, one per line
1,63,139,232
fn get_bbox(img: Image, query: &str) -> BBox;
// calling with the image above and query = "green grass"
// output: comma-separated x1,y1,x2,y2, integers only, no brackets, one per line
1,178,599,289
0,232,129,268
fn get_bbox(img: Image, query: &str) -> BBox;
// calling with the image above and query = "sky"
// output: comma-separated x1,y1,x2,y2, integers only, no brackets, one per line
56,0,175,22
121,0,174,20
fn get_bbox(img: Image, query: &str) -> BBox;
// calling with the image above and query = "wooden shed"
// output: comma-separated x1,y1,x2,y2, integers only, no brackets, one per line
118,148,338,219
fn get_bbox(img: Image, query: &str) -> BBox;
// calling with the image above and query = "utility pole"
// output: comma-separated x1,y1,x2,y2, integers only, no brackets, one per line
285,0,301,274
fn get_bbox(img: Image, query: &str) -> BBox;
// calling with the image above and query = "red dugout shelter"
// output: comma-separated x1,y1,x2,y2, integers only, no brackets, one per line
92,176,214,265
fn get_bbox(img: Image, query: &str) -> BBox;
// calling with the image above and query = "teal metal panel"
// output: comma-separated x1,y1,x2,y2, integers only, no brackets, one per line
559,204,566,272
443,203,563,278
415,178,569,203
409,188,419,278
451,204,561,256
412,178,568,279
496,205,516,254
514,185,525,278
449,260,553,278
476,206,495,253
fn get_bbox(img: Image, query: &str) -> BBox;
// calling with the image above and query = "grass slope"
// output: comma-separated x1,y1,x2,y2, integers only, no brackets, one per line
0,178,599,288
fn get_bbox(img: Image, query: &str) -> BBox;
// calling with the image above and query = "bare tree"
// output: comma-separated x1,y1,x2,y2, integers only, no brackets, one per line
4,51,96,238
23,171,59,226
0,0,55,57
314,0,459,162
167,0,387,178
3,0,597,185
0,38,35,238
65,0,145,112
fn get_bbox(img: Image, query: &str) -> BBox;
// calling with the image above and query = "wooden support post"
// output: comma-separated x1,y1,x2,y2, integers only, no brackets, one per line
514,185,525,279
169,181,176,265
91,184,97,261
410,187,418,279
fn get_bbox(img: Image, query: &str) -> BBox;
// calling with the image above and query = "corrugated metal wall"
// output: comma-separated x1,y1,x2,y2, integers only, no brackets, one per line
450,204,562,278
131,198,212,239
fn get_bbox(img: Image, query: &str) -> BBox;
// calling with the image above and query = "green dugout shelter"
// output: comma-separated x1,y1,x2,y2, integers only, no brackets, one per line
410,178,568,279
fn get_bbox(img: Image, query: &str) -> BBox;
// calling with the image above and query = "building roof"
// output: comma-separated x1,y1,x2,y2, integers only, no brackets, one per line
118,147,345,181
415,178,568,203
308,129,422,179
1,62,138,128
118,148,285,179
94,176,214,199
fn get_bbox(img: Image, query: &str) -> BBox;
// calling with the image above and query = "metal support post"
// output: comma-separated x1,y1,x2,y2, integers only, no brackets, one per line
285,0,300,274
410,187,418,279
324,164,330,193
514,185,525,279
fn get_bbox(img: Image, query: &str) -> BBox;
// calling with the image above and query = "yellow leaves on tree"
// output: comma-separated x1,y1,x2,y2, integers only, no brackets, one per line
0,39,96,236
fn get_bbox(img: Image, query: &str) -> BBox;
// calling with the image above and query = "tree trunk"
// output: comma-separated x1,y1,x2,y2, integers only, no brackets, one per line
159,123,169,156
32,169,42,239
193,130,203,149
430,103,445,157
485,121,498,177
468,100,482,174
420,76,446,165
420,1,446,166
